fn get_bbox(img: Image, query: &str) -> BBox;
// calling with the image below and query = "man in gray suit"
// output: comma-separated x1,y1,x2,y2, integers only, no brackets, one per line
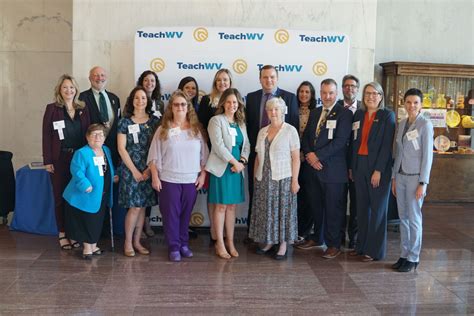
338,74,361,250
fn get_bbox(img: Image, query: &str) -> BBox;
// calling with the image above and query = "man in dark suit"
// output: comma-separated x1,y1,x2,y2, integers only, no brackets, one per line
336,74,361,251
79,66,121,165
300,78,352,259
244,65,299,242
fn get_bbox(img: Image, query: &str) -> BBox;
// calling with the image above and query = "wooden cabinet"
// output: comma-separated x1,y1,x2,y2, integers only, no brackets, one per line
380,61,474,202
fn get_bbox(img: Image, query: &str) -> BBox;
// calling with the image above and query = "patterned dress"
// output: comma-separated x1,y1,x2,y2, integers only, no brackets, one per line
118,116,159,208
249,139,298,243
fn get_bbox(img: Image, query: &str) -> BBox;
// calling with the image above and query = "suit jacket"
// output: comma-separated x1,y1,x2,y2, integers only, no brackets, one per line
336,99,361,165
197,95,217,130
79,89,121,165
301,103,353,183
205,114,250,177
351,109,395,180
392,114,434,184
63,145,114,213
42,103,90,165
245,88,299,154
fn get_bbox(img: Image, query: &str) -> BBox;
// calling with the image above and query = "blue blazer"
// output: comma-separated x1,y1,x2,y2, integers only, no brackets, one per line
63,145,114,213
392,114,434,184
301,103,353,183
351,109,395,180
245,87,299,153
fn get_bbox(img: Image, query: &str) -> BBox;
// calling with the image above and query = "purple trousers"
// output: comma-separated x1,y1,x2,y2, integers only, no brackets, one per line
159,181,198,252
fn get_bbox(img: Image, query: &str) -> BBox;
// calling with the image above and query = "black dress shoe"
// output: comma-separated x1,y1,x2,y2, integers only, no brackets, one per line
398,260,419,272
391,257,407,270
274,250,288,260
256,246,272,255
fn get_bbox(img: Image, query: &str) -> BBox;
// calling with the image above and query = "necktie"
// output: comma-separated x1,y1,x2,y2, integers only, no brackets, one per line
260,93,272,128
316,109,329,138
99,92,109,123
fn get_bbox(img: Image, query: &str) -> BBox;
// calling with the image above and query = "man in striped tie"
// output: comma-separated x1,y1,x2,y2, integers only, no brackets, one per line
299,78,353,259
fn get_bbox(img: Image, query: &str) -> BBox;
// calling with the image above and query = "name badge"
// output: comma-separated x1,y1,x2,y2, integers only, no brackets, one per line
93,156,105,176
352,121,360,140
326,120,337,139
53,120,66,140
169,127,180,137
406,129,419,141
128,124,140,144
228,127,237,146
153,110,162,119
406,129,420,150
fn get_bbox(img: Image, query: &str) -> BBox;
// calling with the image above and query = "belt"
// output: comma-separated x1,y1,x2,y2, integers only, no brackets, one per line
61,148,76,153
398,171,420,176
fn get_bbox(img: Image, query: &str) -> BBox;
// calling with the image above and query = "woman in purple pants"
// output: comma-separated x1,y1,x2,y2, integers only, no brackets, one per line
147,90,209,262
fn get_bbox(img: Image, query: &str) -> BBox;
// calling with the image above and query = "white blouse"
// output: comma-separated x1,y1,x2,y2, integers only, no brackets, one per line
147,127,209,183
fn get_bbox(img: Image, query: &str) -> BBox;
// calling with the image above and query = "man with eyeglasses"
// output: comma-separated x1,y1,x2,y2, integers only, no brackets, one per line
79,66,121,166
336,74,361,251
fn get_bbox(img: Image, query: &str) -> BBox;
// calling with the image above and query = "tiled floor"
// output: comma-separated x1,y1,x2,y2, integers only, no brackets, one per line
0,203,473,315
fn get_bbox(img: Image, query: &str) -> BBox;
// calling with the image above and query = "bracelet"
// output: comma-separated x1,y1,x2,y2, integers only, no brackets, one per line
239,159,247,165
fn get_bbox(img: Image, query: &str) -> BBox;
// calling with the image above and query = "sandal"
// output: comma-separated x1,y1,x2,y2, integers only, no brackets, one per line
362,255,374,262
70,240,81,248
59,236,72,250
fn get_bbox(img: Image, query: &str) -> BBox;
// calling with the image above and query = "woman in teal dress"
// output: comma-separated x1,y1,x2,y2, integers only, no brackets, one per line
117,86,159,257
205,88,250,259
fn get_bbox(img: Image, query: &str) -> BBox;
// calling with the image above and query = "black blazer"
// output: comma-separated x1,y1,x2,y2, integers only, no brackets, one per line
245,88,299,153
351,108,395,179
301,103,353,183
79,89,121,165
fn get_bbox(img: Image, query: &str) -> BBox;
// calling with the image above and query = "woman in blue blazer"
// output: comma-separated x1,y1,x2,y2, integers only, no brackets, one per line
63,124,115,259
350,82,395,262
391,88,433,272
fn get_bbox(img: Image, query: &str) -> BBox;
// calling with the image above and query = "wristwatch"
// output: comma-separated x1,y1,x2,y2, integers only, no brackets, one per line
419,182,426,185
239,159,248,165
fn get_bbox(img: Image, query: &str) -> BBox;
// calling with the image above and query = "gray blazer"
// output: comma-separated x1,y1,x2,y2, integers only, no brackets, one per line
205,114,250,177
392,114,434,184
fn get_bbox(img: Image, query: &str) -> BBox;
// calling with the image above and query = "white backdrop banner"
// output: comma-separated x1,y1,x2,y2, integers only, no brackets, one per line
135,26,349,227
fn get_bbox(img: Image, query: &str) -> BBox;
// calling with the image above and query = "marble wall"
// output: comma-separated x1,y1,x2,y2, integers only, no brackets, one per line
72,0,378,111
0,0,72,168
2,0,472,169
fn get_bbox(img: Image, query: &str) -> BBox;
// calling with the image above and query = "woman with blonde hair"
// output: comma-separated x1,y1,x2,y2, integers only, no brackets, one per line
42,74,90,250
148,90,209,262
197,68,233,244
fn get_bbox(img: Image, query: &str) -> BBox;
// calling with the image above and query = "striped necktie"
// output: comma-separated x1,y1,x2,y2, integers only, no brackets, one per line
316,109,329,138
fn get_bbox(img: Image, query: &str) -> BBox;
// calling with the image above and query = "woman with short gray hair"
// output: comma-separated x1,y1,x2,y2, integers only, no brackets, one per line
249,97,300,260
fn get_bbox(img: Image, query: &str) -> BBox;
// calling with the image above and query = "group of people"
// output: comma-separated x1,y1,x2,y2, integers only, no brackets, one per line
42,65,433,271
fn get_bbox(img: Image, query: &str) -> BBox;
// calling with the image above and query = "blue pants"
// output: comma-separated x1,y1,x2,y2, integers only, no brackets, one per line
395,173,424,262
354,156,390,260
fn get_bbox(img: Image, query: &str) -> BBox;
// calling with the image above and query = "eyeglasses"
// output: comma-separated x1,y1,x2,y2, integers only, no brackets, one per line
343,84,358,89
90,133,105,138
364,92,381,97
172,102,187,107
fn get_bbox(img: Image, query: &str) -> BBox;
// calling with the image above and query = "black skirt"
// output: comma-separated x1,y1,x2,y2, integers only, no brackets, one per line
65,167,110,244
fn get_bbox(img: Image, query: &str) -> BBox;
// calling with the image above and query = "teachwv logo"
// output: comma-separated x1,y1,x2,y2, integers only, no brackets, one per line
137,30,183,39
150,58,166,72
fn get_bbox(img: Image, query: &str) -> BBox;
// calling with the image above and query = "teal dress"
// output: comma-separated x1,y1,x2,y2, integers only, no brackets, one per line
208,123,245,204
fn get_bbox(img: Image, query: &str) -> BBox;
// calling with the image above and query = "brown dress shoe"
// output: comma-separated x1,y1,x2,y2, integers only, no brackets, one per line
295,239,324,250
322,247,341,259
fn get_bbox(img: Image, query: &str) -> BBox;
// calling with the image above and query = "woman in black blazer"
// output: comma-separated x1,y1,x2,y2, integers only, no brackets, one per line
350,82,395,261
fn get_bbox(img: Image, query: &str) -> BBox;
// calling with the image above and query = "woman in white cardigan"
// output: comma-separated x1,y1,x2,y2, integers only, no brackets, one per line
206,88,250,259
249,97,300,260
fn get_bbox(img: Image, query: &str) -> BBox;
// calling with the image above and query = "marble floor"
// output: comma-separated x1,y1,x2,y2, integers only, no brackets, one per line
0,203,473,315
